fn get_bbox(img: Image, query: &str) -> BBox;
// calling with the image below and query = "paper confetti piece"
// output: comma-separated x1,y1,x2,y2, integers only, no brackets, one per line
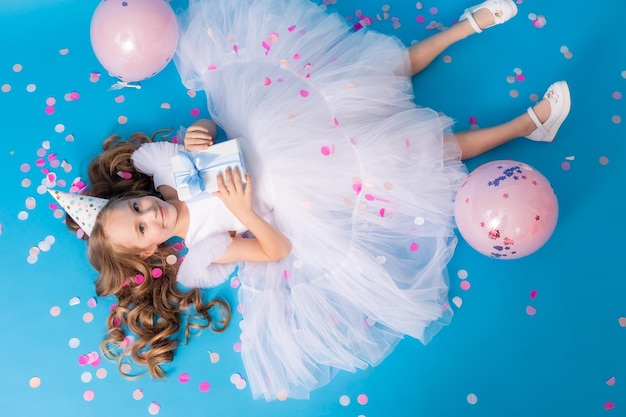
607,376,616,386
605,401,615,411
618,317,626,327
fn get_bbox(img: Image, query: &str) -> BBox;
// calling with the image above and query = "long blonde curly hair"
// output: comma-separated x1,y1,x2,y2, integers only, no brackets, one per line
66,131,231,379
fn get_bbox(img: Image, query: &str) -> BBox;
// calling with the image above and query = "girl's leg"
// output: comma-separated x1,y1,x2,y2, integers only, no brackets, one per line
409,5,513,75
452,98,552,160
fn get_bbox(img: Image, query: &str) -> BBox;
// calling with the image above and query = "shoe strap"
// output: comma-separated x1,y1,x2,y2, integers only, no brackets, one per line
462,8,483,33
526,106,548,134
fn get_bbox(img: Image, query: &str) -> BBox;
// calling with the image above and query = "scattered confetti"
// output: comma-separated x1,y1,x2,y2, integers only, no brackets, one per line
618,317,626,327
605,401,615,411
526,306,537,316
607,376,616,386
467,393,478,405
460,280,471,291
179,373,190,384
29,377,41,389
83,390,95,401
148,401,161,415
357,393,369,405
133,389,144,400
339,394,350,406
199,381,211,392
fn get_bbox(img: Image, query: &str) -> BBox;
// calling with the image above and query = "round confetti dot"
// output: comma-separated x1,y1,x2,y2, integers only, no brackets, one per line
460,280,471,291
457,269,468,279
69,338,80,348
26,84,37,93
25,197,36,209
190,108,201,117
29,377,41,388
509,89,519,98
530,289,538,299
467,393,478,405
96,368,107,380
613,91,622,100
230,373,242,384
607,376,616,386
151,268,163,278
416,15,426,23
526,306,537,316
277,392,288,401
515,74,526,82
54,124,65,133
618,317,626,327
45,97,56,106
452,296,463,308
414,216,425,225
81,372,92,383
87,298,97,308
357,393,369,405
599,156,609,165
235,379,247,390
18,211,29,220
120,363,132,374
561,161,571,171
118,115,128,124
50,306,61,316
233,341,242,352
612,115,621,124
179,373,190,384
1,84,11,93
114,95,125,103
133,389,144,400
70,92,80,100
148,401,161,415
199,381,210,392
339,395,350,406
13,63,23,72
442,55,452,64
605,401,615,411
83,312,94,323
529,93,539,102
83,390,95,401
209,352,220,363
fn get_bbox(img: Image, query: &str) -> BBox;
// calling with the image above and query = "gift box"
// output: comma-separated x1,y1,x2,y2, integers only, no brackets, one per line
171,138,248,201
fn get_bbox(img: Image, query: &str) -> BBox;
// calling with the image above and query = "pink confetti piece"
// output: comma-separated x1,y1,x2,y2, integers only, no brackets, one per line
264,77,271,86
618,317,626,327
148,402,160,415
83,390,95,401
199,381,211,392
460,280,471,291
410,242,419,252
288,25,296,32
190,108,201,117
607,377,616,386
357,394,369,405
117,171,132,179
530,289,537,299
526,306,537,316
283,269,290,280
261,40,271,50
299,89,309,98
605,401,615,410
45,106,55,115
320,145,335,156
207,65,217,70
151,268,163,278
135,274,145,285
70,92,80,100
178,373,190,384
233,341,242,352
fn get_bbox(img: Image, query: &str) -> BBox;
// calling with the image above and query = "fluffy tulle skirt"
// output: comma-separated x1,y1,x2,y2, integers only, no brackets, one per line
175,0,467,400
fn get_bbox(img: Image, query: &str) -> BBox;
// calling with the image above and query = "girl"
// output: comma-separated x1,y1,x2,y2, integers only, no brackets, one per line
59,0,571,401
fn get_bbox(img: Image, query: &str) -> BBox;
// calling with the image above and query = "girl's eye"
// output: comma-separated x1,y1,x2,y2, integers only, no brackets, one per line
133,202,140,213
139,224,145,234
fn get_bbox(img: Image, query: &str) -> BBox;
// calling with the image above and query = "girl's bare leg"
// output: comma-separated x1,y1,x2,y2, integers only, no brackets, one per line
452,100,552,160
409,8,497,75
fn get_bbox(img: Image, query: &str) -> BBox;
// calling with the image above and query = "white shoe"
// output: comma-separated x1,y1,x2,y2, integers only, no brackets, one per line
459,0,518,33
525,81,571,143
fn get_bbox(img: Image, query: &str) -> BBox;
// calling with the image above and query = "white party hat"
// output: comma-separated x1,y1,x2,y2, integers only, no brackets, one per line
48,189,109,235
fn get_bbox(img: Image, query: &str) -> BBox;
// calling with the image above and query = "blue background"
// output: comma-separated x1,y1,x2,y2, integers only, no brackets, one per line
1,0,625,416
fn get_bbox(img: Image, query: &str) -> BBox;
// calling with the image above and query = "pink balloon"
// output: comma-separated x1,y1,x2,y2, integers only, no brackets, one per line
90,0,179,82
454,160,558,259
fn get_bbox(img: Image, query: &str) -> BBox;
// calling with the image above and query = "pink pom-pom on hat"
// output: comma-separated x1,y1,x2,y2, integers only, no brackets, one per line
47,189,108,235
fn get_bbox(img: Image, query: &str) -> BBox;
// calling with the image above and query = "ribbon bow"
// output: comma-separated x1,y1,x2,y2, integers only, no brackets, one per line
172,139,246,201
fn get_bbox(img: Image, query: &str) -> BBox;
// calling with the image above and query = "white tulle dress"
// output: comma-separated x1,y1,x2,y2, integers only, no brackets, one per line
152,0,469,401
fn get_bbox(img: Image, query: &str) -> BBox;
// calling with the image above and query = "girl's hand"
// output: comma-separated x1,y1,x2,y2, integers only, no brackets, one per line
184,119,217,151
213,167,254,220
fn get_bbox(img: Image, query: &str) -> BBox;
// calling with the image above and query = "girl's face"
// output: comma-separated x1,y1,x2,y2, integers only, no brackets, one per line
103,196,179,258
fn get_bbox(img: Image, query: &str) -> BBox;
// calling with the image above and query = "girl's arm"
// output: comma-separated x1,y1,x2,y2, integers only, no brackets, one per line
184,119,217,151
212,168,292,263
